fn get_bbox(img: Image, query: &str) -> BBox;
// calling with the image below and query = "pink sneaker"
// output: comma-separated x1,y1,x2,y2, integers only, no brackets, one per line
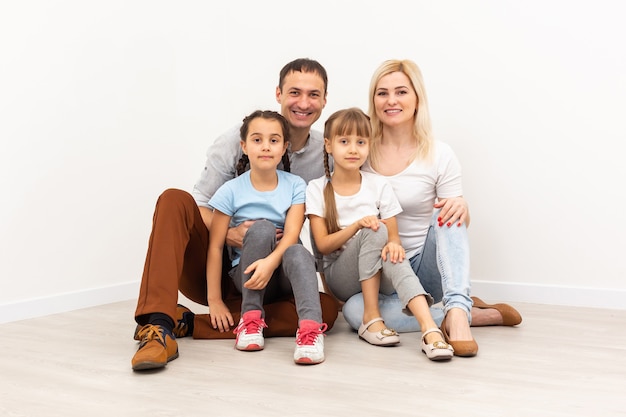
294,320,327,365
234,310,267,351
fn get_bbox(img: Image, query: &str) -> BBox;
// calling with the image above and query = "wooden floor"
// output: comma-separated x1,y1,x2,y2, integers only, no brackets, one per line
0,299,625,417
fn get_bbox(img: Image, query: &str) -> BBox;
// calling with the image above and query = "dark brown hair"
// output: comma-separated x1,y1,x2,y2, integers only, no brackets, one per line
236,110,291,176
279,58,328,96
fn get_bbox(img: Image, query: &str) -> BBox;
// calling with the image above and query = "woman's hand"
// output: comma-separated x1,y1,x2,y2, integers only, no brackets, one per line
434,196,471,228
381,241,406,263
208,300,234,332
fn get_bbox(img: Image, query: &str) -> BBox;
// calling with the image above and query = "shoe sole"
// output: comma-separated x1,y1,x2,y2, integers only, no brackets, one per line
453,351,478,357
132,361,167,371
132,352,179,371
236,344,263,351
358,335,400,347
294,357,324,365
421,349,453,361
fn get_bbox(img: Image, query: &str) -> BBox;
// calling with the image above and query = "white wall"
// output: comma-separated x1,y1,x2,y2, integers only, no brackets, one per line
1,0,625,323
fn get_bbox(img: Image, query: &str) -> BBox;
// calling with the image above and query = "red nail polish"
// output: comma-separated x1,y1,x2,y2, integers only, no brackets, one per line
438,222,443,227
437,217,442,222
457,222,461,227
447,222,451,227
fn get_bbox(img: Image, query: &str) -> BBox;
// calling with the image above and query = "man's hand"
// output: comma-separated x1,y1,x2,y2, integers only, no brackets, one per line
225,221,284,248
225,220,255,248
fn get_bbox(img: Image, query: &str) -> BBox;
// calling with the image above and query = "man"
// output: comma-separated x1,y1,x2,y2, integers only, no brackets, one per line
132,58,338,371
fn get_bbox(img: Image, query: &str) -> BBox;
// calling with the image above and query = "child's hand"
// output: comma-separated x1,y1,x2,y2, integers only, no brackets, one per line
382,241,406,263
208,300,234,332
357,215,380,231
243,258,276,290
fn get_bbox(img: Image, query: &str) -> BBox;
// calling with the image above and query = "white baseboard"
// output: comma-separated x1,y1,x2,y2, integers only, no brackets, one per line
471,280,626,310
0,281,140,324
1,280,624,325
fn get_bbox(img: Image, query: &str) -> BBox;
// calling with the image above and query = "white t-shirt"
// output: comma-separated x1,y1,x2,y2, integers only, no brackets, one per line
305,171,402,267
361,140,463,259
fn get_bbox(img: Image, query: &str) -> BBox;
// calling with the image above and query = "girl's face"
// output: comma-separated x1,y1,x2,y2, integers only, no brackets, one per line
241,118,288,171
325,131,369,172
373,71,418,128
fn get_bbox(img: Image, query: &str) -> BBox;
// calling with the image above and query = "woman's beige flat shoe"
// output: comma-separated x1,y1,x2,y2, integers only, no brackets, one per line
358,317,400,346
421,328,453,361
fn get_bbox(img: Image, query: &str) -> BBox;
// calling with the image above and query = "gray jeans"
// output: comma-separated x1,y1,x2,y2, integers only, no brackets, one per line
324,223,433,309
231,220,322,323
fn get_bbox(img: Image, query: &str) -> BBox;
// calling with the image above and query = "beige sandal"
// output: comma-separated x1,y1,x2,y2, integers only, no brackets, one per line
421,328,454,361
358,317,400,346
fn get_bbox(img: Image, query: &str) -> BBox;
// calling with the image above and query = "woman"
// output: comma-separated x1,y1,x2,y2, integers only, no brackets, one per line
342,59,521,357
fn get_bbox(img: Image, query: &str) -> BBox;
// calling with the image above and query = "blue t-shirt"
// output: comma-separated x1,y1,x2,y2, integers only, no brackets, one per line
208,170,306,266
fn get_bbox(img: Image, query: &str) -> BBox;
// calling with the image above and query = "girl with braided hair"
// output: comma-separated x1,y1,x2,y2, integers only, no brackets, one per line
306,107,453,361
206,110,327,365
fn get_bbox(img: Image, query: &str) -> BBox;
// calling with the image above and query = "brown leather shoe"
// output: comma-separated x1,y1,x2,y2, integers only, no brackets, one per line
132,325,179,371
471,297,522,326
440,315,478,357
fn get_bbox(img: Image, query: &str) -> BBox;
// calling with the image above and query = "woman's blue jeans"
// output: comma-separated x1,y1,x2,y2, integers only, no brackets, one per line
342,210,473,332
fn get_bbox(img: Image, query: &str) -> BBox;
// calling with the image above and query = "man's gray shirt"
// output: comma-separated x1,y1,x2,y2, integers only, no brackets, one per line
192,123,328,208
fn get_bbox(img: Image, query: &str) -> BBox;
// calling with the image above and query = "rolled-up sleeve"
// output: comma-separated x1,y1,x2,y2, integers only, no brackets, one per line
192,124,243,208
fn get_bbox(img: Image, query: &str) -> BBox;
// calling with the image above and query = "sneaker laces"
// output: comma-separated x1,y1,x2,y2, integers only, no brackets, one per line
136,325,166,347
296,323,328,346
234,316,267,336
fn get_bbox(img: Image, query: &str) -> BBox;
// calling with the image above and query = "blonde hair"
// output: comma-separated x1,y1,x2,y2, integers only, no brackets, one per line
367,59,434,170
322,107,372,234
